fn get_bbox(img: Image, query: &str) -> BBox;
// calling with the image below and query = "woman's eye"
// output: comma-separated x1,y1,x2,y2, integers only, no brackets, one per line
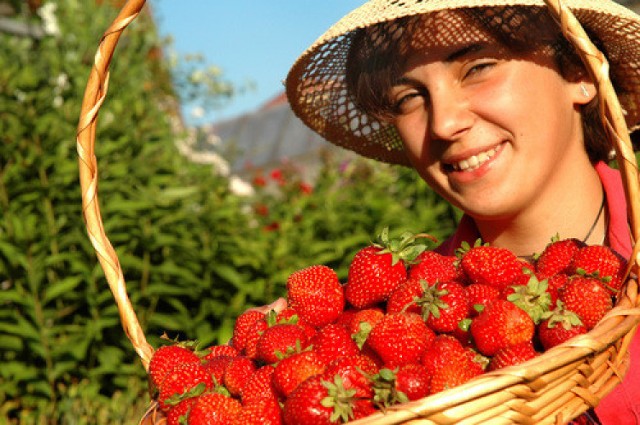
392,91,424,114
464,62,495,79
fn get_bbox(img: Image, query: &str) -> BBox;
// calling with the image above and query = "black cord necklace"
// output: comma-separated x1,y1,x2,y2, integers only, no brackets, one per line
581,194,606,244
515,193,606,261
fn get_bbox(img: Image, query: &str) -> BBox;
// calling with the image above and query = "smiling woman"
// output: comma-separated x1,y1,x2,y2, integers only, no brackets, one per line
285,0,640,423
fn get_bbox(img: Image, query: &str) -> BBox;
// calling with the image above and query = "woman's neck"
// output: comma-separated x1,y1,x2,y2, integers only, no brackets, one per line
474,161,606,258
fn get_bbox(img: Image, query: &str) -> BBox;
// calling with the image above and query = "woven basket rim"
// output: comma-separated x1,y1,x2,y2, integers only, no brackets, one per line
75,0,640,423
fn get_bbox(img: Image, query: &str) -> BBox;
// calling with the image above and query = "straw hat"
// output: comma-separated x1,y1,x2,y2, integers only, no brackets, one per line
286,0,640,166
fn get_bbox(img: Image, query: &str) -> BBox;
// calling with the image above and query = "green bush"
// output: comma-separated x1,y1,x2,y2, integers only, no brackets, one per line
0,1,456,423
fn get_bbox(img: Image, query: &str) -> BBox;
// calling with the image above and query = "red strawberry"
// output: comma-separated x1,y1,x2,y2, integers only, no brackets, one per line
345,228,426,308
203,356,233,386
395,364,431,401
470,299,535,356
535,237,584,279
187,392,242,425
286,265,345,328
273,350,327,398
243,318,269,360
233,397,282,425
545,273,570,308
464,283,500,317
460,244,524,291
202,345,239,361
223,356,256,397
488,341,539,371
559,276,612,329
421,335,472,376
570,245,627,295
347,308,385,349
426,339,483,395
240,365,279,404
419,280,468,333
386,278,424,314
148,344,201,389
283,374,372,425
166,398,196,425
505,270,552,324
256,323,310,364
158,362,214,411
366,312,436,367
311,323,360,364
538,300,588,350
231,310,266,353
407,250,458,284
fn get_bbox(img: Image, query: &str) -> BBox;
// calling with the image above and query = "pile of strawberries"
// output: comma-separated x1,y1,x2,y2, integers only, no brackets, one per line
147,230,627,425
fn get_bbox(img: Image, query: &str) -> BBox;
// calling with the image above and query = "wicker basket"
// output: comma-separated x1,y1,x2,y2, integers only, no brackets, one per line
76,0,640,424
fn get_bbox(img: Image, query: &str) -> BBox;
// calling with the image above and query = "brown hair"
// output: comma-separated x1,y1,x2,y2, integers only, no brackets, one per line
345,6,611,163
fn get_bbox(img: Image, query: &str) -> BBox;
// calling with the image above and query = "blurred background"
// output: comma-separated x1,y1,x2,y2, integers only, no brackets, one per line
0,0,637,423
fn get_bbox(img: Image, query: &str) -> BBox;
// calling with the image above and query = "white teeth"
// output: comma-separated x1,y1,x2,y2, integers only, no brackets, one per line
452,146,498,171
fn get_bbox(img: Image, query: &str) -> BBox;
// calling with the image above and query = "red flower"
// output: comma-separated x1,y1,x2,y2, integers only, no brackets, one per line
263,222,280,232
270,168,285,183
252,175,267,187
298,182,313,195
254,204,269,216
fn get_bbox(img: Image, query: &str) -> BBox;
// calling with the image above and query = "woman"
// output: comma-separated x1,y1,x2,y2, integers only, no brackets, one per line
285,0,640,423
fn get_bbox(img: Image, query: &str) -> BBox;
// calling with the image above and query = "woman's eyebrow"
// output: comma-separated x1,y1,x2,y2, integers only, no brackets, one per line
446,43,485,62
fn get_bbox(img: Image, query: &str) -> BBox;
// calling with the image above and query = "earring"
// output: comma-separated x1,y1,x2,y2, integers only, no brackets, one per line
580,84,590,97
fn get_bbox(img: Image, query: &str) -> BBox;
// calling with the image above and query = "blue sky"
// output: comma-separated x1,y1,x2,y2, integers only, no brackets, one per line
150,1,363,123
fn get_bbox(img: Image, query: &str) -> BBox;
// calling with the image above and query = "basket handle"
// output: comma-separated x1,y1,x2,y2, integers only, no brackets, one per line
76,0,153,370
543,0,640,272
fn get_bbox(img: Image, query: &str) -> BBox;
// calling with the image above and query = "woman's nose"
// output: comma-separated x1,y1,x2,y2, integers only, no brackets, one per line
428,85,473,141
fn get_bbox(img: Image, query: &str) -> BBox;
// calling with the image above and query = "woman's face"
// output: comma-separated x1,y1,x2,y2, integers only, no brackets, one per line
390,11,593,221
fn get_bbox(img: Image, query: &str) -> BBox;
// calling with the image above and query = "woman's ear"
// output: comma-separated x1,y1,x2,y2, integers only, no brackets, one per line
574,79,597,105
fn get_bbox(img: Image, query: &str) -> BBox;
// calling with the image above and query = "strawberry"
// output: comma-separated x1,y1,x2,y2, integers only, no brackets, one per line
470,299,535,356
283,374,372,425
166,398,196,425
366,312,436,367
256,323,310,364
231,310,266,353
559,276,612,330
407,250,458,284
240,365,279,404
538,300,588,350
187,392,242,425
286,265,345,328
233,397,282,425
372,364,431,408
427,342,483,395
311,323,360,364
464,283,500,317
202,345,240,362
273,350,327,398
460,243,524,291
505,270,552,324
158,362,214,411
421,335,472,376
570,245,627,295
488,341,539,371
243,318,269,360
148,344,201,389
347,308,385,349
535,237,584,279
418,280,468,333
203,356,233,387
545,273,570,308
345,228,427,308
386,278,424,314
223,356,256,397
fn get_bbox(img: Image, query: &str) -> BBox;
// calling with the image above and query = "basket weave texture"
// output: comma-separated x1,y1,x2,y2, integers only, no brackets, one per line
75,0,640,424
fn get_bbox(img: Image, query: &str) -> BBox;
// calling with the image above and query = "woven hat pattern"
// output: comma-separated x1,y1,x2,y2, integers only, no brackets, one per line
286,0,640,166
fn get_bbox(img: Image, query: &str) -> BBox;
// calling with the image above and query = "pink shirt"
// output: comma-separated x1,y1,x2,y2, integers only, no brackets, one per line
436,162,639,424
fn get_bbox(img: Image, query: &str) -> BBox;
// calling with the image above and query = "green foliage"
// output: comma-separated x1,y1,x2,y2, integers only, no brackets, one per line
0,1,456,423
